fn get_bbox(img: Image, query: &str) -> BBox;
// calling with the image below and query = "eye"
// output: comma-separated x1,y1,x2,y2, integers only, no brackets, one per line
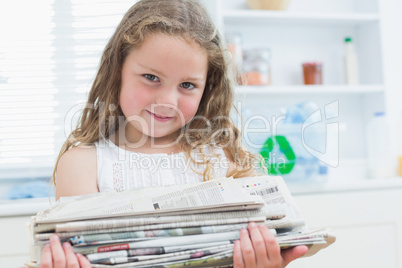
180,82,195,90
144,74,159,82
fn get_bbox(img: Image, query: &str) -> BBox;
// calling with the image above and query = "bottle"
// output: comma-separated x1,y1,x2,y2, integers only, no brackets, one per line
344,37,359,85
243,48,271,85
396,112,402,176
276,101,321,182
366,112,395,178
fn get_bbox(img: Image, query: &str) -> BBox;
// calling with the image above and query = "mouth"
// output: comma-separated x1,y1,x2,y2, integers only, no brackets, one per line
146,110,174,122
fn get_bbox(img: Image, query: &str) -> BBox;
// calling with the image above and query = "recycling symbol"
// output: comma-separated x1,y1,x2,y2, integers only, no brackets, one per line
260,135,296,175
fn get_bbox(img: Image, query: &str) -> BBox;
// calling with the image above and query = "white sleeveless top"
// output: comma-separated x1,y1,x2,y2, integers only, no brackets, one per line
95,140,229,192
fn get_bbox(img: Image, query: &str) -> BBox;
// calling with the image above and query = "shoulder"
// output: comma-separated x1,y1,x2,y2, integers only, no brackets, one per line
61,145,97,162
55,145,98,200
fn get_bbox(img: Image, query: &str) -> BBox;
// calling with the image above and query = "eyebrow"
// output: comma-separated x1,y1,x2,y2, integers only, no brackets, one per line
137,63,205,82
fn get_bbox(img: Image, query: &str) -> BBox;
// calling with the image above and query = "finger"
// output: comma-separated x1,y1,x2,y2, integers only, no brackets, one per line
63,242,79,268
233,240,244,268
248,222,269,267
239,227,256,267
259,225,281,264
282,245,309,266
76,253,92,268
49,234,66,268
40,244,52,268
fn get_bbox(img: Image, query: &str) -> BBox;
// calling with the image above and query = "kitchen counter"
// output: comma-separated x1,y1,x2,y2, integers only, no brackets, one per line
288,177,402,195
0,197,54,217
1,177,402,217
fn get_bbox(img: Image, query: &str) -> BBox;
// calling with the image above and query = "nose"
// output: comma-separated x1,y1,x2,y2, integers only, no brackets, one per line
154,85,178,106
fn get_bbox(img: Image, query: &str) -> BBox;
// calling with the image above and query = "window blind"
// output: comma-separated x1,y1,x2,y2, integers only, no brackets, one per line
0,0,135,179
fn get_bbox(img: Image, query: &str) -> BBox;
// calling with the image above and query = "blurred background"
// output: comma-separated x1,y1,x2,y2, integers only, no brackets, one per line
1,0,402,267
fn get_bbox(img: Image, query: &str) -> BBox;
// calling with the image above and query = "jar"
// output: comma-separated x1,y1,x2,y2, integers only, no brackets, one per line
247,0,291,10
302,62,322,85
243,48,271,85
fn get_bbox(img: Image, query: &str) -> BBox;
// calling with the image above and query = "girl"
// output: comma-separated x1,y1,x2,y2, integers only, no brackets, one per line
40,0,308,267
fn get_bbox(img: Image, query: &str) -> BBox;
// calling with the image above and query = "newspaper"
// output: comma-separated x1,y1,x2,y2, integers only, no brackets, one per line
26,175,335,268
85,242,234,262
33,177,265,223
235,176,305,230
88,244,233,265
34,209,285,234
91,250,235,268
53,210,284,233
67,223,259,246
34,217,266,242
71,231,240,255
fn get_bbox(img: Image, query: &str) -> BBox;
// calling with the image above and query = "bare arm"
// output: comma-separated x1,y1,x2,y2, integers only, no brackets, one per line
41,146,98,267
55,146,98,201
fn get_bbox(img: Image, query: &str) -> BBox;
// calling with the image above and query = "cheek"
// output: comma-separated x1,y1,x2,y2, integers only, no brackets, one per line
120,88,148,114
179,98,202,122
119,91,134,114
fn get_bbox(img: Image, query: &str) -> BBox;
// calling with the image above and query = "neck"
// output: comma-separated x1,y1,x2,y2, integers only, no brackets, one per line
112,128,182,154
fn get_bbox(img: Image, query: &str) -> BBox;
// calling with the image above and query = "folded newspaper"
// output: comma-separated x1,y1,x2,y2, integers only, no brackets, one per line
26,175,335,268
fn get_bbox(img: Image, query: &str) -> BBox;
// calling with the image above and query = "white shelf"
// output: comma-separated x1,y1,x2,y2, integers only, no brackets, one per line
223,10,380,25
289,177,402,195
235,85,385,95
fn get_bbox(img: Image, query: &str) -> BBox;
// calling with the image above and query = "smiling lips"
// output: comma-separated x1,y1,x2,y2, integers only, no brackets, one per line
146,110,173,122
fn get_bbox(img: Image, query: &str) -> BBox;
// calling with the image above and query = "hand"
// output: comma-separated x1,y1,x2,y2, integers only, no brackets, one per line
233,222,309,268
40,234,92,268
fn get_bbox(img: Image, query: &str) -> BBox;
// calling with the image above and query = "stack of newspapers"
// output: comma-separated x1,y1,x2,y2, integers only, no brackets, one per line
26,176,335,268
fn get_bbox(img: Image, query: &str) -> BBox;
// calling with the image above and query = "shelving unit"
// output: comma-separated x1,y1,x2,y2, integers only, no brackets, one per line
223,10,380,25
235,85,385,95
202,0,394,180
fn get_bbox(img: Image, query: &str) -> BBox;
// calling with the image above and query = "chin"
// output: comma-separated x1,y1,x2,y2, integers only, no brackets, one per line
147,130,182,140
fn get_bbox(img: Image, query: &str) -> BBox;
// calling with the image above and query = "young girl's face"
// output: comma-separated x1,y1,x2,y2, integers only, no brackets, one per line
119,33,208,145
